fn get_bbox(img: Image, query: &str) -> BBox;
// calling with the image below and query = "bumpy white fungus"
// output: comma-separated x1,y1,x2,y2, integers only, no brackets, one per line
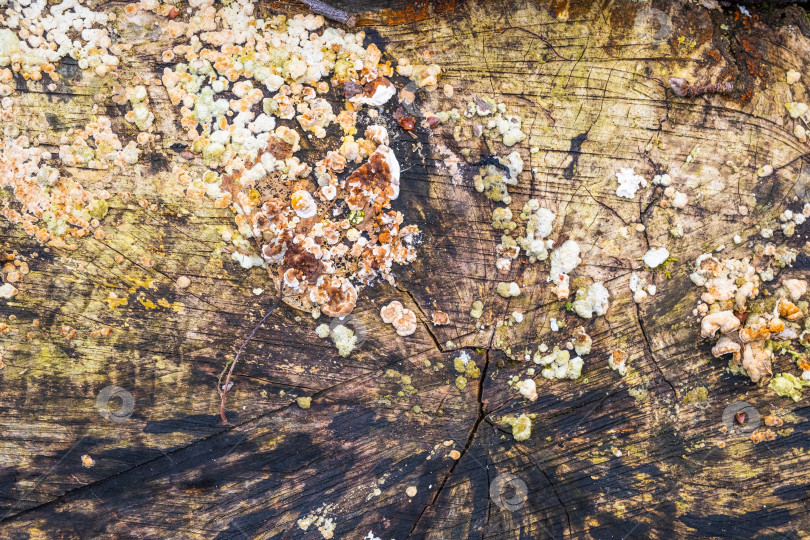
643,247,670,269
615,168,647,199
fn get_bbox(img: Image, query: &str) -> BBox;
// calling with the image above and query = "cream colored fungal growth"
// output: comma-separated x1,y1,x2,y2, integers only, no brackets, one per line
573,326,592,356
700,311,740,338
643,247,670,269
0,0,119,95
115,85,155,132
535,346,584,380
496,281,520,298
518,378,538,401
330,324,357,357
518,199,554,262
615,168,647,199
609,350,628,376
0,283,17,299
572,282,610,319
154,8,426,318
380,301,418,336
549,240,581,300
0,102,135,248
690,242,810,387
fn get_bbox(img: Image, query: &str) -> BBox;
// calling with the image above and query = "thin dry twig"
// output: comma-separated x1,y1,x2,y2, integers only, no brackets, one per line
219,291,284,423
296,0,358,27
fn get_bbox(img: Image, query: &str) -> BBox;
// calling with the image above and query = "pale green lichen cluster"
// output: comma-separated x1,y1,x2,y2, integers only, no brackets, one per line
496,281,521,298
472,152,522,205
124,85,155,132
501,413,532,441
315,323,356,357
453,353,480,390
769,373,809,402
571,282,610,319
534,346,583,380
491,207,515,231
682,386,709,404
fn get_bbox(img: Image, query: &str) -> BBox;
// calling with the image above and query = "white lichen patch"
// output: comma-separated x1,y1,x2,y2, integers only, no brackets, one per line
615,168,647,199
316,324,357,357
572,282,610,319
535,346,584,380
643,247,670,269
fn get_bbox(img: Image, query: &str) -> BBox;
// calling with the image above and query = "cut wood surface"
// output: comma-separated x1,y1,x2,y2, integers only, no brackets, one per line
1,0,810,538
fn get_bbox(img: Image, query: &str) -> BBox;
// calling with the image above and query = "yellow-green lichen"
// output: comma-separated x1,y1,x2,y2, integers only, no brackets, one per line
682,386,708,404
502,413,532,441
769,373,809,401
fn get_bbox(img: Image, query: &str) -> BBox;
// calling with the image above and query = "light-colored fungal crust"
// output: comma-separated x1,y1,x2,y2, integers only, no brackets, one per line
711,334,741,362
608,349,628,376
311,276,357,318
573,326,592,356
700,311,740,338
431,311,450,326
690,244,808,386
783,279,808,301
290,190,317,219
518,379,538,401
741,341,773,384
739,315,784,343
349,77,396,107
380,301,404,324
380,300,418,336
777,298,803,321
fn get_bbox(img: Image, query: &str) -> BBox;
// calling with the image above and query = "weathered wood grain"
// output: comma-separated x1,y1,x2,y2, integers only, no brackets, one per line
1,0,810,538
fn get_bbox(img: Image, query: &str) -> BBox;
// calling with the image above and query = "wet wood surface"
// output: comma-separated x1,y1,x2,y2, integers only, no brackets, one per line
1,0,810,538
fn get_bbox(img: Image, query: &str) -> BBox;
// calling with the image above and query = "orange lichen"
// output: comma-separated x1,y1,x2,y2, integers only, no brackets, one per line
431,311,450,326
751,429,777,444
